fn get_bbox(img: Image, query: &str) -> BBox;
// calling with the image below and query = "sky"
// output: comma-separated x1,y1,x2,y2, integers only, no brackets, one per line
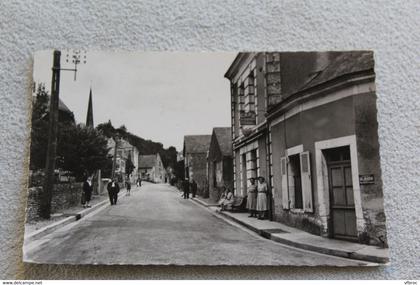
33,51,236,151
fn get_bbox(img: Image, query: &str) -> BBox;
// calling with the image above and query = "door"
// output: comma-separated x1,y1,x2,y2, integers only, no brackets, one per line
326,147,357,241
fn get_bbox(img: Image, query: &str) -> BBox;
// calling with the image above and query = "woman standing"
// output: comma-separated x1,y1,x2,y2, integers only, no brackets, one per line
256,176,268,219
246,177,258,217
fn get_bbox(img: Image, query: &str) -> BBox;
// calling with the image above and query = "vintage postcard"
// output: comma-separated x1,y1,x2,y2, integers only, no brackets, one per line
23,51,389,266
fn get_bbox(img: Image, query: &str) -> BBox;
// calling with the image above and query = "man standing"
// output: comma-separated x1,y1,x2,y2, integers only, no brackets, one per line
107,178,120,205
183,178,190,199
82,176,93,208
191,179,198,198
125,180,131,196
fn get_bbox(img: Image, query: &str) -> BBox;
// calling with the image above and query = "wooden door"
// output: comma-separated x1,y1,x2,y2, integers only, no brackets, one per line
328,162,357,240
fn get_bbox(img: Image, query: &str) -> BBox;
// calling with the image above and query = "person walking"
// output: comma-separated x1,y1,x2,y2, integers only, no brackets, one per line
125,180,131,196
191,179,198,198
107,178,120,205
82,176,93,208
246,177,258,217
183,178,190,199
256,176,268,219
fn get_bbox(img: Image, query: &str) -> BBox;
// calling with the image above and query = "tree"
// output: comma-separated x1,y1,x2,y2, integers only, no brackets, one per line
30,84,50,170
96,120,115,138
57,124,110,181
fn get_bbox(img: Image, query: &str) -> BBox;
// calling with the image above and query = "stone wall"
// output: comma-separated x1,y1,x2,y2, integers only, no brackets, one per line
26,182,83,222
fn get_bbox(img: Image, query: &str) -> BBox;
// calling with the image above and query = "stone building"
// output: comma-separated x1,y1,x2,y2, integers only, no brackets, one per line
183,135,211,197
225,52,387,246
107,137,139,183
207,127,234,203
138,153,166,183
224,53,271,198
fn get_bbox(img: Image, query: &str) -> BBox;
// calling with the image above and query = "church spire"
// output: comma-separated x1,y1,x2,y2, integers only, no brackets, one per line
86,88,94,128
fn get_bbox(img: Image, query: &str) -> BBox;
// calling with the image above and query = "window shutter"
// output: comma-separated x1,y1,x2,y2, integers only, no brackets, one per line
280,156,289,209
300,151,313,212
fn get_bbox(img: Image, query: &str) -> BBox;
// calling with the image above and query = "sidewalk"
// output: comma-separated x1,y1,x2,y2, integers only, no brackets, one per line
192,196,389,264
24,188,131,244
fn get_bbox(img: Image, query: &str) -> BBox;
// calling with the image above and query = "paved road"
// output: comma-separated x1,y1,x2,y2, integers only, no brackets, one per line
24,183,368,266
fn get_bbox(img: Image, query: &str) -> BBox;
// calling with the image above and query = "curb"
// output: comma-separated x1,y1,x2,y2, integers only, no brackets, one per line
217,210,388,264
191,197,219,207
25,194,116,244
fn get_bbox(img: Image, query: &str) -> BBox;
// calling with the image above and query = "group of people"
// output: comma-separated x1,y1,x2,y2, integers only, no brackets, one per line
217,176,269,220
81,176,144,208
246,176,269,220
218,188,234,211
182,178,198,199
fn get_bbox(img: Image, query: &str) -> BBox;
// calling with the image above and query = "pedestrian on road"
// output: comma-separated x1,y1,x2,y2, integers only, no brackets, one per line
256,176,268,219
107,178,120,205
191,179,197,198
246,177,258,217
183,178,190,199
82,176,93,208
125,180,131,196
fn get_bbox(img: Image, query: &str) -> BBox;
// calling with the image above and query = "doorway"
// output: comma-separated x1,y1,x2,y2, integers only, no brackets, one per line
325,146,357,241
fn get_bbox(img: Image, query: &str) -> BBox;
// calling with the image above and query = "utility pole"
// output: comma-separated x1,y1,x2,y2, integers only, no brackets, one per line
39,50,61,219
39,49,86,219
111,136,119,179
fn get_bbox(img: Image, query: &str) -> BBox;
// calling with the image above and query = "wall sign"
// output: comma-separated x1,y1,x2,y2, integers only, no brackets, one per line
359,174,375,184
240,111,256,125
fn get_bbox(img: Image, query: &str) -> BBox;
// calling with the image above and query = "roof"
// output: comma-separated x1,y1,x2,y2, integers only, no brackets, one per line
184,135,211,154
138,154,157,168
295,51,374,95
45,96,72,114
224,52,255,79
213,127,232,156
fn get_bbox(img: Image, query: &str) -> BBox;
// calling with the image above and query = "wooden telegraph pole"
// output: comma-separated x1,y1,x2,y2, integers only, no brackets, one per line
39,50,61,219
39,49,86,219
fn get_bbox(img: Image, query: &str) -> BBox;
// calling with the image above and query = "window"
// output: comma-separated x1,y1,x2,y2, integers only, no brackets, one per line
289,154,303,209
281,148,313,212
244,72,255,113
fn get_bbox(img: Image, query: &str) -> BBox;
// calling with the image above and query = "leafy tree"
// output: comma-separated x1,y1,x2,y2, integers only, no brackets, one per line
96,120,116,138
57,124,110,181
30,84,50,170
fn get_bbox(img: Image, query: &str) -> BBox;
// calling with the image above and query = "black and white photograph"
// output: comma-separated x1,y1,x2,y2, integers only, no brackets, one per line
23,50,389,266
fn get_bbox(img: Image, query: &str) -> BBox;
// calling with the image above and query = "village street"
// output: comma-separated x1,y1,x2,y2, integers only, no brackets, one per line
24,183,368,266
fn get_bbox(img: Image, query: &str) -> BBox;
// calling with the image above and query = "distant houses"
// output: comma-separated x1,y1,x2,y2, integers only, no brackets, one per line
107,137,139,183
183,135,211,197
138,153,166,183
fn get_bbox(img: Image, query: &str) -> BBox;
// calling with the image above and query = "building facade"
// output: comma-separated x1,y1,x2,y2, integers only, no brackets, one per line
225,52,387,247
207,127,234,203
107,137,139,184
183,135,211,197
138,153,166,183
224,53,271,199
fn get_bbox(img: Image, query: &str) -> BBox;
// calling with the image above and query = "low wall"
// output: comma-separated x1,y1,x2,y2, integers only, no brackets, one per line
26,182,83,222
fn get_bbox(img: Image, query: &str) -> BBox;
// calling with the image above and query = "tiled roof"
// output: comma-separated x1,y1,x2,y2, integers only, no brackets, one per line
184,135,211,154
138,154,157,168
213,127,232,156
297,51,374,93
